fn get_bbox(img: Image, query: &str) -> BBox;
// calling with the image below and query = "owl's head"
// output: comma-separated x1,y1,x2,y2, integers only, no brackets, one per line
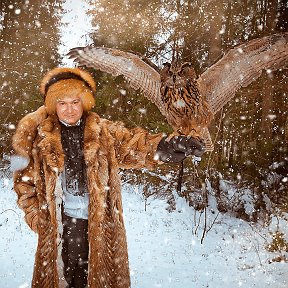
160,62,197,89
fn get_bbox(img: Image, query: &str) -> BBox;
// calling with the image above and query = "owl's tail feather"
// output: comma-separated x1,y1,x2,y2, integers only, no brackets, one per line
200,127,214,152
171,127,214,152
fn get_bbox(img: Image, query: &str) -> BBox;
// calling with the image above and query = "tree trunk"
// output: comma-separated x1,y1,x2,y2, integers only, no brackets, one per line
266,0,278,32
260,77,274,135
207,1,223,66
259,0,277,158
276,0,288,31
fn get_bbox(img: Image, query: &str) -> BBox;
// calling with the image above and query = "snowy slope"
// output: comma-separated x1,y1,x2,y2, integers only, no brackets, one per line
0,176,287,288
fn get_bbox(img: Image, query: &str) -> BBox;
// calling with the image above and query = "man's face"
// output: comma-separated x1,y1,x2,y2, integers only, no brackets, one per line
56,95,83,126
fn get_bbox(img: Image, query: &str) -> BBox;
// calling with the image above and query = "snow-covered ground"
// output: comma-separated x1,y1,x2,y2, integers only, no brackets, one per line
0,176,287,288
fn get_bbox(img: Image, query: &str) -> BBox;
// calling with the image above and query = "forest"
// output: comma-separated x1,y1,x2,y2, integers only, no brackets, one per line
0,0,287,222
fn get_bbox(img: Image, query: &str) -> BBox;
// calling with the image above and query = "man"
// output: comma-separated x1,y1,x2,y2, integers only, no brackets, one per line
12,67,204,288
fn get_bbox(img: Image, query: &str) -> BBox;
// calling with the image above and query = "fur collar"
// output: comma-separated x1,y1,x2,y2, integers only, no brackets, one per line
12,106,47,160
13,106,104,173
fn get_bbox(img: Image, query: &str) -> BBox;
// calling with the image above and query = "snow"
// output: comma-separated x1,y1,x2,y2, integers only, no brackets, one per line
1,1,287,287
0,176,287,288
9,155,29,172
58,0,93,66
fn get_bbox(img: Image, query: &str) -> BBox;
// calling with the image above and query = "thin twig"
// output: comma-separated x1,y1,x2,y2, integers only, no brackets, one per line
201,207,207,244
206,211,221,233
0,208,22,233
252,240,263,266
206,108,224,171
193,209,204,235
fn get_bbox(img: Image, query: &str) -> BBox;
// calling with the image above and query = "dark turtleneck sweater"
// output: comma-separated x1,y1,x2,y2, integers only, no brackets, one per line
60,117,89,219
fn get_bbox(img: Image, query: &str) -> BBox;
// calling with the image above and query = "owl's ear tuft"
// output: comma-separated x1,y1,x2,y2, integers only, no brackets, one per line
179,63,197,80
160,62,172,79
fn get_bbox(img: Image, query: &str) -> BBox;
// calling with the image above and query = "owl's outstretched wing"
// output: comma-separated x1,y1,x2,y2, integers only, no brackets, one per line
68,46,167,117
197,32,288,115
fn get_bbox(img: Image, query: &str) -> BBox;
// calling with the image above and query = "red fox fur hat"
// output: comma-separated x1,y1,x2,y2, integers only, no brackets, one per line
40,67,96,115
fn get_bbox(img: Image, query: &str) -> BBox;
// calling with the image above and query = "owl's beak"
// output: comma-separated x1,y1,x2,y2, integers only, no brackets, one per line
173,74,176,83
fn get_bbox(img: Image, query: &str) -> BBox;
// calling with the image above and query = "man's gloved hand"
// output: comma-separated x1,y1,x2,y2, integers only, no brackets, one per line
156,135,205,163
169,136,205,157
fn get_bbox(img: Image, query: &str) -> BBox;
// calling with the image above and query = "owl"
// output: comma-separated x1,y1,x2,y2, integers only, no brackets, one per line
68,32,288,152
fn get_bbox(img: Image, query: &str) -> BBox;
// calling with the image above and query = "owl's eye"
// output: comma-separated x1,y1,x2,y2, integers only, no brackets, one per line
160,63,173,78
178,67,189,77
179,63,192,75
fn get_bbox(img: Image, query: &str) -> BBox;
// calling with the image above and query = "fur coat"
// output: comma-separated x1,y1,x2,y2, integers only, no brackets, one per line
12,106,163,288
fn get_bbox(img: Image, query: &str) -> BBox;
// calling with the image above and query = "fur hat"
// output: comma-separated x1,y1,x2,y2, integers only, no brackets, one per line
40,67,96,115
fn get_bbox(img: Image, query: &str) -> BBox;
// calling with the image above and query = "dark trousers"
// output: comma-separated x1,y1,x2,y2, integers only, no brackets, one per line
62,213,89,288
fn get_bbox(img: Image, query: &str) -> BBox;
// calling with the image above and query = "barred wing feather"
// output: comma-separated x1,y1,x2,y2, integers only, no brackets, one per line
197,32,288,114
68,47,167,117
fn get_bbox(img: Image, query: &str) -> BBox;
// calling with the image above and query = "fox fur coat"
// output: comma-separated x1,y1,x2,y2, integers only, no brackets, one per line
12,106,163,288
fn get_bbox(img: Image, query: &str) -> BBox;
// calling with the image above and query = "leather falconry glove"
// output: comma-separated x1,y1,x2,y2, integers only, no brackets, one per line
156,136,205,163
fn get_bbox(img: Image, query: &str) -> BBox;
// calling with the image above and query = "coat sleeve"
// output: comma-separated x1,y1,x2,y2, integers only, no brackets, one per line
13,161,39,233
107,121,164,169
11,106,47,233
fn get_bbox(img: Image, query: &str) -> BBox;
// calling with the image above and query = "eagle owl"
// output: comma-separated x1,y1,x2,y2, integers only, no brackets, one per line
68,32,288,152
